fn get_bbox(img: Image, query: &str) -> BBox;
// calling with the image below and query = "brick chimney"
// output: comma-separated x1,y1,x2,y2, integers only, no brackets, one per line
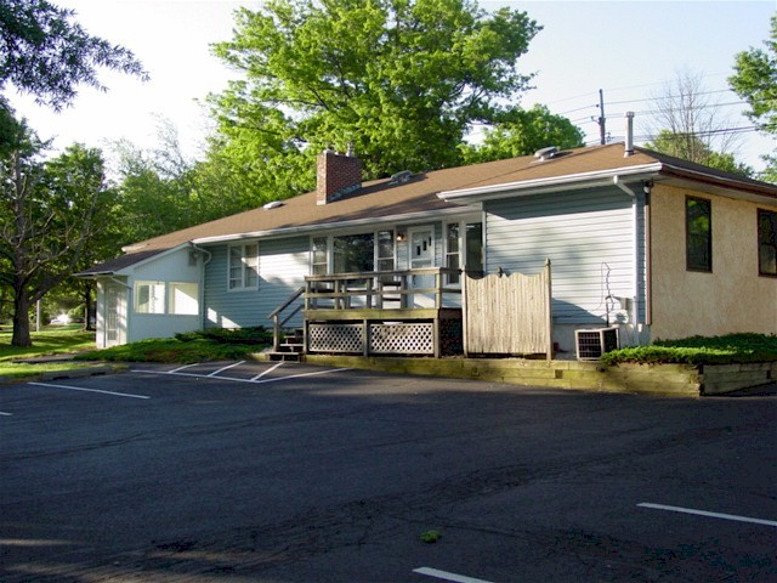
316,148,362,205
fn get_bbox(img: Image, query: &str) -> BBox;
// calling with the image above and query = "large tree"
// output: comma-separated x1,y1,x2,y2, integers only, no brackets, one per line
0,0,147,109
209,0,541,200
646,69,751,175
729,13,777,183
461,105,584,164
0,121,110,346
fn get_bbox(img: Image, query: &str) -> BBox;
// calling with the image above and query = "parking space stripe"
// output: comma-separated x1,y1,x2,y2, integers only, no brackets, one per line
251,361,283,381
130,366,351,385
168,362,201,374
28,382,151,400
638,502,777,528
252,367,351,385
208,360,246,377
413,567,495,583
0,411,12,416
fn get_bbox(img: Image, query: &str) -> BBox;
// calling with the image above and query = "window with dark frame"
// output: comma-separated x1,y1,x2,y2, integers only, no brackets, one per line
758,209,777,277
686,196,712,272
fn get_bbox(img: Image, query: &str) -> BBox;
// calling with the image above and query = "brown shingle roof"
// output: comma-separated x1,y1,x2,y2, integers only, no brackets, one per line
88,143,777,274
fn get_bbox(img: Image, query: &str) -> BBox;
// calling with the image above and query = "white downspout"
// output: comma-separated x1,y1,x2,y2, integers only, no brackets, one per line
189,242,212,330
612,175,640,329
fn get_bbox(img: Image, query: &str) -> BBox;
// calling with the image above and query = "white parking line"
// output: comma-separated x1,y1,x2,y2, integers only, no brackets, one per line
413,567,495,583
207,360,246,377
252,367,351,385
0,411,12,416
131,366,351,385
168,362,201,374
251,361,283,381
28,382,151,400
638,502,777,528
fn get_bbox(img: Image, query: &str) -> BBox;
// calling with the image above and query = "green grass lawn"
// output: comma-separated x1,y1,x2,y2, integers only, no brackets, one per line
0,324,96,362
0,325,98,383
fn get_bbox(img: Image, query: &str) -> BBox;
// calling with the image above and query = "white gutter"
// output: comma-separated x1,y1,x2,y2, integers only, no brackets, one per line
437,163,663,203
190,206,469,246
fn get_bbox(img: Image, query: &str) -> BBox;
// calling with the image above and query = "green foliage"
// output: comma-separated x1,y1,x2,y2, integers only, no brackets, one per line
420,529,442,543
0,0,147,109
76,336,265,364
207,0,542,200
461,105,584,164
729,13,777,182
645,130,754,178
175,326,271,345
0,121,112,346
601,334,777,365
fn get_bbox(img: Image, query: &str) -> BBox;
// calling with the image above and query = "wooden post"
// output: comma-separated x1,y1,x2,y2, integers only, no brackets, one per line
462,271,469,357
545,258,553,361
435,270,443,309
362,319,369,356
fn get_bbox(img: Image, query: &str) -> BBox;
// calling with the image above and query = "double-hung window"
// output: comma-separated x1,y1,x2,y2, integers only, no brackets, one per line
758,209,777,277
229,243,259,290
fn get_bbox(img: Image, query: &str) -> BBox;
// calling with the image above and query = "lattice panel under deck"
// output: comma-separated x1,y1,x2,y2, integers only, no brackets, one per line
369,322,434,355
309,323,363,353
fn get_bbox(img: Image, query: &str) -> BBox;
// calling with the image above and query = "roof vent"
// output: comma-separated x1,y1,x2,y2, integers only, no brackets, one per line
533,146,559,161
263,200,284,210
389,170,414,184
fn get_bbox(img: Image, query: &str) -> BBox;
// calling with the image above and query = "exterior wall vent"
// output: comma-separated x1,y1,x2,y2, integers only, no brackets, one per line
575,327,619,360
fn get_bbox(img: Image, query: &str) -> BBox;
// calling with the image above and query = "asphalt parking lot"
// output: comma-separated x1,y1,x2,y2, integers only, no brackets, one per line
1,361,775,582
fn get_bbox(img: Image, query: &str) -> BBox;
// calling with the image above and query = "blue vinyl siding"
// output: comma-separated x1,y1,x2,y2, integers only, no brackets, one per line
204,237,309,329
485,186,643,325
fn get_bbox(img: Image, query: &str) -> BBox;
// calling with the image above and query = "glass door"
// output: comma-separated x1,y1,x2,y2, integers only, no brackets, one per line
408,228,435,307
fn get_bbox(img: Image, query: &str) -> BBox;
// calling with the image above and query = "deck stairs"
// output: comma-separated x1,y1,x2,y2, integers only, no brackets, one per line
267,328,305,362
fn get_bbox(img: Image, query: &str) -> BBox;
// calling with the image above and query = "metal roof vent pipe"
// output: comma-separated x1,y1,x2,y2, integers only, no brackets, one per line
624,111,635,157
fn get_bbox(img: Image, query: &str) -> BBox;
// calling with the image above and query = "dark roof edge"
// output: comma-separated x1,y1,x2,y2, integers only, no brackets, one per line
658,163,777,199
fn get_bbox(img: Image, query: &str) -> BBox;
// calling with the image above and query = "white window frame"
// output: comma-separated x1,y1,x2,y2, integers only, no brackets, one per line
228,242,259,291
134,280,166,314
309,229,397,275
168,282,200,316
443,217,484,282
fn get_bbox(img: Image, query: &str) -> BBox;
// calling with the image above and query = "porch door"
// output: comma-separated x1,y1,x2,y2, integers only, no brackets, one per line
104,284,125,347
408,227,435,307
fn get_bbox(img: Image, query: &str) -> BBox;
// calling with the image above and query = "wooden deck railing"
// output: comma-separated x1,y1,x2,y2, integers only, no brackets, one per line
304,267,462,311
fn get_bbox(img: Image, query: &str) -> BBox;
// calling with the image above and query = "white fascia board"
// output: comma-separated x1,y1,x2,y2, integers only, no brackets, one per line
437,163,664,203
190,206,471,246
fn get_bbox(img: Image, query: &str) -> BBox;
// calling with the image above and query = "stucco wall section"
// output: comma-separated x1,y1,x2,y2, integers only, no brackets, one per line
650,184,777,340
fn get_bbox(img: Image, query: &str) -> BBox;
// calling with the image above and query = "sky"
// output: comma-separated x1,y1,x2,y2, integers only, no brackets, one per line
9,0,776,173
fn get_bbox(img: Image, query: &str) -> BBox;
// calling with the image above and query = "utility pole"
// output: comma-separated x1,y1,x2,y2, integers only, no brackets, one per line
598,88,606,145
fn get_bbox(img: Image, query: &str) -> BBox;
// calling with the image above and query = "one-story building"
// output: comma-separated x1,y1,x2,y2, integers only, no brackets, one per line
79,135,777,358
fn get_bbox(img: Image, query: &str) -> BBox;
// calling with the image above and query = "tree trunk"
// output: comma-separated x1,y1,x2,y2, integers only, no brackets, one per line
12,293,31,347
83,282,94,331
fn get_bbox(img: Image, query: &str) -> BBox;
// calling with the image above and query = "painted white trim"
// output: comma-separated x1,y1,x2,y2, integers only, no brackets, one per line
438,164,663,203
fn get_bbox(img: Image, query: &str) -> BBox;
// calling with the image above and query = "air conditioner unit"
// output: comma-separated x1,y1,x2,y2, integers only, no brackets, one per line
575,327,619,360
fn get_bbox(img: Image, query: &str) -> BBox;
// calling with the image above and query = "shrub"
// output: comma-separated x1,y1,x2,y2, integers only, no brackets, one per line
601,333,777,365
